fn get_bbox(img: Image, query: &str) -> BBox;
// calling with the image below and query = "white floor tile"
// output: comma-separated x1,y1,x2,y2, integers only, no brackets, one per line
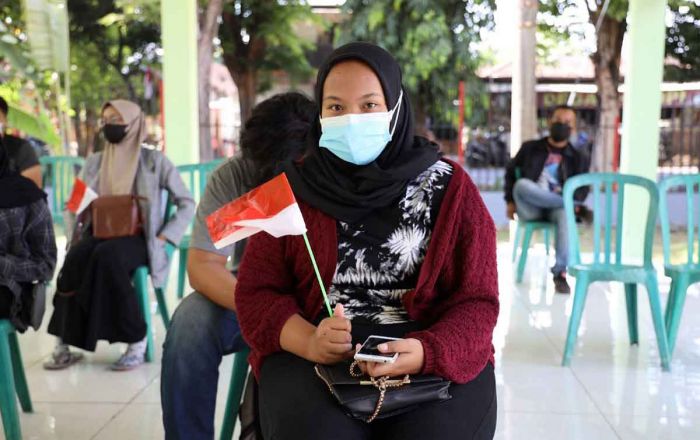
494,412,618,440
20,402,124,440
92,403,164,440
610,415,700,440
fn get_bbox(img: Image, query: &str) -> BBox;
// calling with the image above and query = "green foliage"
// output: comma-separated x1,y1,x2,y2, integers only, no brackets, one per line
665,1,700,81
67,0,161,107
338,0,495,126
218,0,319,93
538,0,628,22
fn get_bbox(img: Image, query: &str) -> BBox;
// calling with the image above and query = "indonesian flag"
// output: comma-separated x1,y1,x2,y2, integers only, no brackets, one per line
206,173,307,249
66,178,98,215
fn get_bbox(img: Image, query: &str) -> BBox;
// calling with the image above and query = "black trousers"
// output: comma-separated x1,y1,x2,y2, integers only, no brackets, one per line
0,286,13,319
47,235,148,351
258,320,497,440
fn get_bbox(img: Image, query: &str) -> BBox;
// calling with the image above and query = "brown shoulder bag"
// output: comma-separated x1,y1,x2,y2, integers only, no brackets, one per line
91,195,144,239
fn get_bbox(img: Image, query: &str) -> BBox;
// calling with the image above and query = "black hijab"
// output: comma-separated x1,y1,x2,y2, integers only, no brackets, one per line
0,137,46,209
283,42,440,224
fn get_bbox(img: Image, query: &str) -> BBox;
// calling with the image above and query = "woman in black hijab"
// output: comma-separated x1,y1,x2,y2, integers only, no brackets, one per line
285,42,441,226
236,42,498,439
0,138,56,331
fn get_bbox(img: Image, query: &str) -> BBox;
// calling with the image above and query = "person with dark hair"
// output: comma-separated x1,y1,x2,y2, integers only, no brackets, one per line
160,92,316,439
0,136,56,332
0,96,42,187
504,105,591,294
235,43,498,439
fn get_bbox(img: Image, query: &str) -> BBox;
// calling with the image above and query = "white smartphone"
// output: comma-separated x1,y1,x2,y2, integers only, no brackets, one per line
354,335,402,364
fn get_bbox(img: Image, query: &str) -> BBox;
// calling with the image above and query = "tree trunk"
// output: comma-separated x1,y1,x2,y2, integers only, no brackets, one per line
591,15,626,172
198,0,224,162
234,69,258,125
121,74,138,102
511,0,538,156
73,106,86,157
85,108,98,156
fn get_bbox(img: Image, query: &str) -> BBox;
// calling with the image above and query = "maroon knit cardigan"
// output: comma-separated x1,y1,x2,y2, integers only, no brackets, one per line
235,159,499,384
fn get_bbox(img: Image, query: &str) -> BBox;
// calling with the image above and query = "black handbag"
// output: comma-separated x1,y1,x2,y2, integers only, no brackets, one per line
314,361,451,423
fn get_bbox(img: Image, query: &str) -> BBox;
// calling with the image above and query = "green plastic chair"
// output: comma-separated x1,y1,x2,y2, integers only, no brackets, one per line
512,220,554,282
132,200,178,362
0,320,33,440
219,348,250,440
175,160,224,299
659,175,700,356
511,167,556,282
39,156,86,227
561,173,670,371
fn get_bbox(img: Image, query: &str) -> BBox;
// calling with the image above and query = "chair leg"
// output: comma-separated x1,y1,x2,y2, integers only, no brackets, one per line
134,268,155,363
624,283,639,345
645,274,671,372
154,288,171,329
0,329,22,440
8,332,32,412
516,226,534,283
562,274,589,367
664,278,677,327
511,223,522,263
177,247,188,300
219,349,250,440
665,274,689,357
544,228,551,256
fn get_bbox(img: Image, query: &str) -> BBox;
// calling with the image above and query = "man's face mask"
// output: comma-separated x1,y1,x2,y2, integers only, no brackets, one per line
549,122,572,143
103,124,128,144
319,90,403,165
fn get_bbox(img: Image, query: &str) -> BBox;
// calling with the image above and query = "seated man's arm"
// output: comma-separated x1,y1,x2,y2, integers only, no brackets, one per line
21,164,42,188
187,248,236,311
186,161,248,311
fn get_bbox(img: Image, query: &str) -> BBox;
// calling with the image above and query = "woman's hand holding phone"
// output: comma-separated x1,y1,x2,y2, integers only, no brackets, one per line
355,338,425,377
306,304,353,364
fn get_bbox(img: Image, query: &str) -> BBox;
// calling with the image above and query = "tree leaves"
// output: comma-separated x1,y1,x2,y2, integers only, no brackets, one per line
338,0,495,126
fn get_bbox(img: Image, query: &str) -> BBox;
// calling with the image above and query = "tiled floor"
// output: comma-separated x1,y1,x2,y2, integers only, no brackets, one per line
9,239,700,439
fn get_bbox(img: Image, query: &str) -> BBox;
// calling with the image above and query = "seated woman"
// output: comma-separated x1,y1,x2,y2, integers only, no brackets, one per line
47,100,195,371
235,43,499,440
0,138,56,331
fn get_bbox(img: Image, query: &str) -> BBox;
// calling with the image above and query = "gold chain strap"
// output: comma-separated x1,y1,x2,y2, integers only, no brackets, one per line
349,361,410,423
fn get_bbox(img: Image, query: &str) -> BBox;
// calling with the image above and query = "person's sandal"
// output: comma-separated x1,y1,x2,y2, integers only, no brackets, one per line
43,351,84,370
110,350,145,371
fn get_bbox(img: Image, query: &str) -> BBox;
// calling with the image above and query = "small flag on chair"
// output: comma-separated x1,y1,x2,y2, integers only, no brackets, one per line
206,173,332,316
66,178,98,214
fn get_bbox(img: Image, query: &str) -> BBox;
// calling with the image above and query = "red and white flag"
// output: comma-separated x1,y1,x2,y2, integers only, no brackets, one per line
206,173,307,249
66,178,98,215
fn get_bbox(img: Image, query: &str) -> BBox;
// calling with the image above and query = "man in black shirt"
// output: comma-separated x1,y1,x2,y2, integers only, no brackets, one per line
504,105,590,294
0,97,42,187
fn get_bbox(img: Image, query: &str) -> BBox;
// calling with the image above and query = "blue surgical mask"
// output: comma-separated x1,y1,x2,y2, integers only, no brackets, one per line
319,90,403,165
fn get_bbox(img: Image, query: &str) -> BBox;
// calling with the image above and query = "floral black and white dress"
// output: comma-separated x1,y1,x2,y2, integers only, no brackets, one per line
328,160,453,324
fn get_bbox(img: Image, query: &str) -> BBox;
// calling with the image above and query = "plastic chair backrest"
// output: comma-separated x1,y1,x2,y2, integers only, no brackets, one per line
39,156,86,216
562,172,658,268
659,174,700,267
176,160,224,204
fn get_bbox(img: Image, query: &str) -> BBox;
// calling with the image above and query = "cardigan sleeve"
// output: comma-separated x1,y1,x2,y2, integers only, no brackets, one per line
407,180,500,384
235,231,303,358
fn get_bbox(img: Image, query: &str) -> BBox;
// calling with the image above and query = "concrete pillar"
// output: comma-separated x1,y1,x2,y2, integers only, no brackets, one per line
510,0,538,157
161,0,199,165
619,0,668,260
